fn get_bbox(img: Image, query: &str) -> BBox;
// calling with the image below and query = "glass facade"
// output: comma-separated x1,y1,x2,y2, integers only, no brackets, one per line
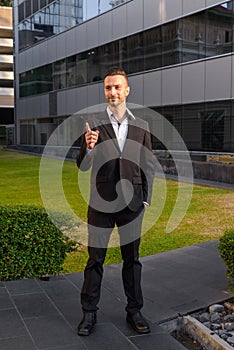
20,64,52,96
18,0,131,50
19,100,234,152
19,1,234,97
17,1,234,153
153,101,234,152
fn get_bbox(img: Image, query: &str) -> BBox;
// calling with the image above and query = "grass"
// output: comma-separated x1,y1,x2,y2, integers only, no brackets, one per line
0,148,234,273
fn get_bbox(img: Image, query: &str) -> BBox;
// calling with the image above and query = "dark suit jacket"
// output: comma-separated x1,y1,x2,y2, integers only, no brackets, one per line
76,111,155,213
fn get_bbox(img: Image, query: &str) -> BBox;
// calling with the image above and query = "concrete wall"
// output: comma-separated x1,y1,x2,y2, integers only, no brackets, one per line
158,158,234,184
10,143,234,185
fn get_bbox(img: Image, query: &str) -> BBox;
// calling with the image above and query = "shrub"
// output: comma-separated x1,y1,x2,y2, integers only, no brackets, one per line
219,228,234,289
0,205,77,281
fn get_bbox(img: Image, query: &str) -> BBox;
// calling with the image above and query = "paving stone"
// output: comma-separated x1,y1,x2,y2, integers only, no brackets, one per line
64,272,84,290
185,283,228,300
100,279,158,335
49,296,82,329
130,333,188,350
98,286,132,334
143,298,179,323
0,309,28,339
12,292,59,319
142,275,191,322
38,277,83,329
100,306,160,338
0,335,36,350
24,314,83,349
102,264,126,301
171,298,206,315
45,345,87,350
0,287,14,310
4,279,41,295
196,240,219,250
38,276,80,299
80,323,138,349
0,241,232,350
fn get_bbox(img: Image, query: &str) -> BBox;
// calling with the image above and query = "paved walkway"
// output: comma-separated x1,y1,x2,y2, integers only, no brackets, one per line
0,240,232,350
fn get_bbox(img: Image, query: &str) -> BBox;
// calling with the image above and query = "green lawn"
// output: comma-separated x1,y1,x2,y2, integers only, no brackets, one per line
1,149,234,273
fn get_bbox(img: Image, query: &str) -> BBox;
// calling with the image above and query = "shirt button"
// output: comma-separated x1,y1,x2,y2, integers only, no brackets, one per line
119,156,122,159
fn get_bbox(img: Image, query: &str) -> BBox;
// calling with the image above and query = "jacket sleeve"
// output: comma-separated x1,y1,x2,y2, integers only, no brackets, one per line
76,126,96,171
140,125,156,205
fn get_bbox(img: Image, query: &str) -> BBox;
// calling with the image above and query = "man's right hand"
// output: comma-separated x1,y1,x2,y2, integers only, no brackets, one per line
85,122,99,149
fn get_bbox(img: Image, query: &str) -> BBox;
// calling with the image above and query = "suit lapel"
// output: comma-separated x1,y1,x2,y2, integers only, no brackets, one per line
100,112,138,154
126,120,135,141
101,121,116,140
121,117,137,154
100,115,120,153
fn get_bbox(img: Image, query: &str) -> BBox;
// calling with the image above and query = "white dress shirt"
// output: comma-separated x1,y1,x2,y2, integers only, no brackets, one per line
106,106,135,152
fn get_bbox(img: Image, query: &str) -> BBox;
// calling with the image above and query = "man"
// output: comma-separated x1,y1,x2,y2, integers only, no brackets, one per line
76,67,155,336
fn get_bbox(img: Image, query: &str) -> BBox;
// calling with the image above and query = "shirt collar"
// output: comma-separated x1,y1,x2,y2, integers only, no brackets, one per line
107,106,135,122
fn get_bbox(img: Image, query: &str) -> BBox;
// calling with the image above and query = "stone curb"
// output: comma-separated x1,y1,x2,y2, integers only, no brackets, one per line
182,315,233,350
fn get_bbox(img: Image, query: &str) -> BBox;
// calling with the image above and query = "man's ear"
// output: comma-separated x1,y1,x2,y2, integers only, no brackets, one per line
126,86,130,96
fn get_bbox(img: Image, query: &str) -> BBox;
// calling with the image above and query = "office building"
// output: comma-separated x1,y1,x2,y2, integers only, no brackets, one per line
0,6,13,145
13,0,234,153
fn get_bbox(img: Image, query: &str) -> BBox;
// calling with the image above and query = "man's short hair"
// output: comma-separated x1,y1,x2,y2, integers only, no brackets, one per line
104,67,128,84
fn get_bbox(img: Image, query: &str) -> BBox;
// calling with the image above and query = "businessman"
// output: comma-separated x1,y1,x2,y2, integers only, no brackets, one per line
76,67,155,336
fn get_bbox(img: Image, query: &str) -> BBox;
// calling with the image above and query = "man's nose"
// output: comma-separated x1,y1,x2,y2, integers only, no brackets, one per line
110,87,116,95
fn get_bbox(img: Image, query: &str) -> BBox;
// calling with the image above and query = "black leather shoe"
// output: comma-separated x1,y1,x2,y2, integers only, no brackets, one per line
77,311,97,336
126,311,150,334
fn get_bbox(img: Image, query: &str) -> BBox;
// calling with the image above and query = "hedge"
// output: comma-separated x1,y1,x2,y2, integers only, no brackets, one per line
0,205,77,281
219,228,234,289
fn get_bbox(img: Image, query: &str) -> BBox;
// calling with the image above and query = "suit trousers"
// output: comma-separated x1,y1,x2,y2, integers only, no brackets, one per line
81,205,145,314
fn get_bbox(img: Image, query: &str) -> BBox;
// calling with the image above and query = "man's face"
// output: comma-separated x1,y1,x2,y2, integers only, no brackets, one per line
104,74,130,107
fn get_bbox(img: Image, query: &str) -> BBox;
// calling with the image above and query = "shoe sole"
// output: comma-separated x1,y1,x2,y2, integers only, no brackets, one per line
77,330,89,336
77,321,96,336
77,329,90,336
126,317,150,334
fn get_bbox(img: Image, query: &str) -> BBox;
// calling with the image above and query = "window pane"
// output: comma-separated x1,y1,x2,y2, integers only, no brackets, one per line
18,2,25,22
32,0,39,12
76,53,88,84
53,59,67,90
125,33,144,74
144,26,162,71
162,21,179,67
19,64,53,97
67,56,78,88
206,2,234,57
201,108,225,151
180,14,206,63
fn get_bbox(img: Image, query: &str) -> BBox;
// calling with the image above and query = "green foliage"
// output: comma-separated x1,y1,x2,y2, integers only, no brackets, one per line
0,205,77,281
219,228,234,289
0,1,12,6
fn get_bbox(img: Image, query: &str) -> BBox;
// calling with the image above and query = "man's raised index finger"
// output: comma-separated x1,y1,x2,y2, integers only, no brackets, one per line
85,122,91,132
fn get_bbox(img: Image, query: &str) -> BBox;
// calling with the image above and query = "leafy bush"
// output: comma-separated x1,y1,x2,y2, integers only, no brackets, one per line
219,228,234,289
0,1,12,6
0,205,77,281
